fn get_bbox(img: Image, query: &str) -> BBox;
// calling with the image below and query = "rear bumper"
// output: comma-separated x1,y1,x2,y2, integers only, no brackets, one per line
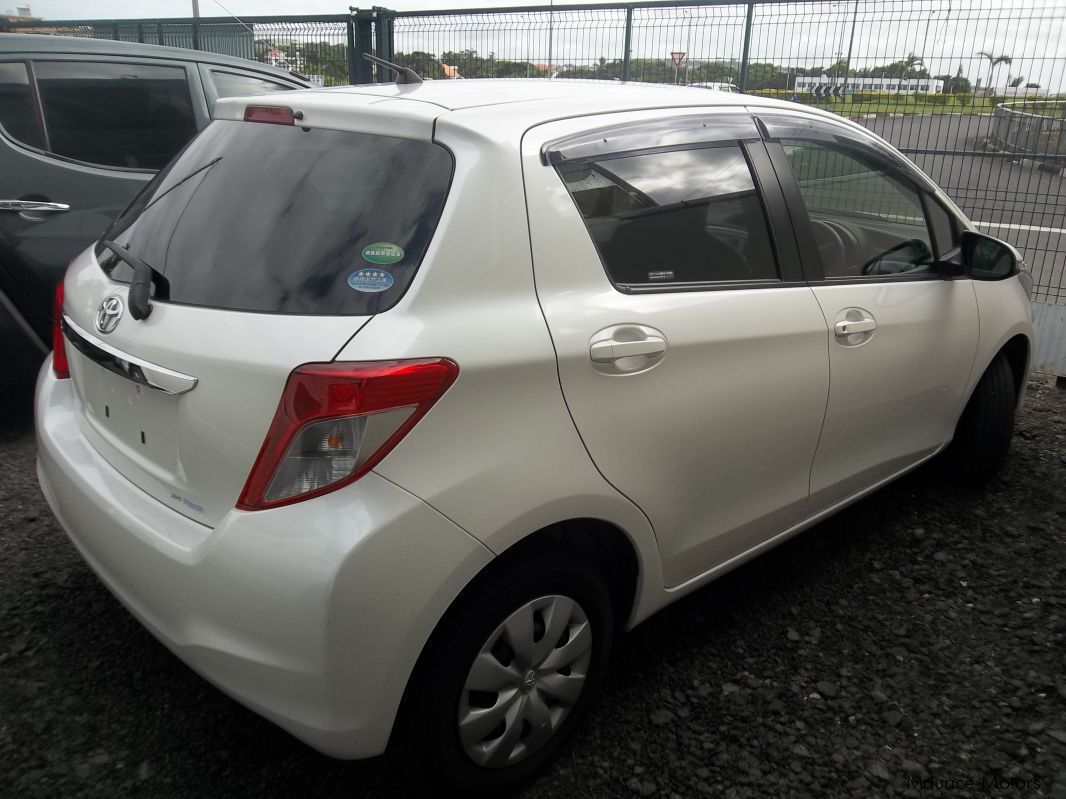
35,362,493,758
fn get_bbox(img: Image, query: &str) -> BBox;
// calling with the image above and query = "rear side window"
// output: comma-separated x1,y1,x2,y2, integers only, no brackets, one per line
0,62,44,149
210,70,295,99
34,61,196,170
97,121,452,315
556,144,778,286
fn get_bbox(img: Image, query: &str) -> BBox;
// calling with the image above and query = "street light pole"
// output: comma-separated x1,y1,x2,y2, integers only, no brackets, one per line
684,10,693,85
192,0,200,17
842,0,858,101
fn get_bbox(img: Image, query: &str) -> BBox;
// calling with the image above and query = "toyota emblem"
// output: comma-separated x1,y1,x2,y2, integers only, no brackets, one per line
95,295,124,334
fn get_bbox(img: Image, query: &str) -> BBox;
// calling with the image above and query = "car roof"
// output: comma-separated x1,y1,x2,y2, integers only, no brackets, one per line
215,78,860,143
0,33,307,83
323,78,753,112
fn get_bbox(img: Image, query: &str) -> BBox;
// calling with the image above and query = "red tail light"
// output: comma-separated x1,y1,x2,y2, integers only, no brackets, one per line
243,105,296,126
237,358,459,511
52,282,69,379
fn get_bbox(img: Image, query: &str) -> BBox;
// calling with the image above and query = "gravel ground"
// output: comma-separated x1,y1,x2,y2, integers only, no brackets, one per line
2,377,1064,799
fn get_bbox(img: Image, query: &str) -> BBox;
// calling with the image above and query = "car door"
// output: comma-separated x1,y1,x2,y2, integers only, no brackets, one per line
0,56,203,347
757,111,979,510
523,110,830,589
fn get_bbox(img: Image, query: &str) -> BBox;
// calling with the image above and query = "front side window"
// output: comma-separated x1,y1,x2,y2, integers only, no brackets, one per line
210,70,294,99
557,143,778,286
781,139,936,278
34,60,196,170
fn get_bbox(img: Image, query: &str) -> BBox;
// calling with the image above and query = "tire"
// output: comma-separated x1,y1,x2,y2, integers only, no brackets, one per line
945,354,1016,484
393,550,615,796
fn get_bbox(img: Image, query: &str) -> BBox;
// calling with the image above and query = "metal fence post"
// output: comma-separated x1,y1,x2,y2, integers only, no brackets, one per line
738,2,754,92
374,9,394,78
350,9,375,83
346,14,358,84
112,21,120,40
192,18,200,50
621,7,633,82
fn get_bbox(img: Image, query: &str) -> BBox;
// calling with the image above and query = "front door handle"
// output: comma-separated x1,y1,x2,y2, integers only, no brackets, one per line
590,336,667,362
834,318,876,337
0,200,70,213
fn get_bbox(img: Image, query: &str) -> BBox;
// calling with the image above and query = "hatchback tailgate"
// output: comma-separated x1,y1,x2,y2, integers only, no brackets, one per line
61,252,366,527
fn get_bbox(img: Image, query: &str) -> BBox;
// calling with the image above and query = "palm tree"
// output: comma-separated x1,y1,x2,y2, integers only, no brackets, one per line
976,51,1012,94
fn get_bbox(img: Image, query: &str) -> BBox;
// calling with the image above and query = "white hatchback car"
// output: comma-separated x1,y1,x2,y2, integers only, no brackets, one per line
36,78,1033,793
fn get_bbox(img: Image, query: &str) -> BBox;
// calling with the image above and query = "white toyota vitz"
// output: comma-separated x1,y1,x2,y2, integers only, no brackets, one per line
36,77,1034,794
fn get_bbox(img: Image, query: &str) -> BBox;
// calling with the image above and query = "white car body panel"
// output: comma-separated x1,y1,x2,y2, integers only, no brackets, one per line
335,121,665,622
520,111,830,588
36,369,493,758
806,279,979,509
61,247,367,527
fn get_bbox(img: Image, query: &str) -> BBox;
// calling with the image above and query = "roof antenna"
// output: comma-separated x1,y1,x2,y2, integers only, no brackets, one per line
211,0,255,36
363,53,423,85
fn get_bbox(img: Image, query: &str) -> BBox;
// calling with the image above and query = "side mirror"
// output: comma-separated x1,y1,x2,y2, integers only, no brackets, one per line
961,231,1021,280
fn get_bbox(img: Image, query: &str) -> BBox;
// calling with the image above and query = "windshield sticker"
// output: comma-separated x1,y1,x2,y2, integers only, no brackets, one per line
362,242,405,265
347,269,395,293
648,270,675,282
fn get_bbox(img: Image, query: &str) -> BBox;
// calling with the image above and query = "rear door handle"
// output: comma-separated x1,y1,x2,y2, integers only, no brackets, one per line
834,319,876,336
590,336,666,362
0,200,70,213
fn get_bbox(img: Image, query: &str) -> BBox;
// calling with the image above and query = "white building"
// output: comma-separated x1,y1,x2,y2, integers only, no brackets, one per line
795,76,944,94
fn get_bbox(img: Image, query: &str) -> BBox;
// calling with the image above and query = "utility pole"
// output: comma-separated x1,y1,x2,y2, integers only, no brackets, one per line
192,0,199,17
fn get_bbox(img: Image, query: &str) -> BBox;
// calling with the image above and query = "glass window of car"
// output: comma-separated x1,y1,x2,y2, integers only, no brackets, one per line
34,60,196,170
781,139,936,278
557,143,779,286
0,62,45,150
210,70,295,99
96,121,453,316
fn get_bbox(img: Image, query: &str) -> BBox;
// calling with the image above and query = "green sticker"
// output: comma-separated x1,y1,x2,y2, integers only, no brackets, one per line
362,242,405,265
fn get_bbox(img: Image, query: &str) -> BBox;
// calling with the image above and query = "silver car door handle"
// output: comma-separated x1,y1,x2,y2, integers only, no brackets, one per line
834,319,876,336
590,336,667,362
0,200,71,213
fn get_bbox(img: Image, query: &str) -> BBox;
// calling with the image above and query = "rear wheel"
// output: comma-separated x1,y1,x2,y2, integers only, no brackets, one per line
395,552,614,796
945,354,1017,484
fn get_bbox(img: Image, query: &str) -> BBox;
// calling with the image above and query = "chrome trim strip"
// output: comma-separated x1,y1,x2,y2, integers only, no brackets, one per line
61,315,198,396
0,200,70,212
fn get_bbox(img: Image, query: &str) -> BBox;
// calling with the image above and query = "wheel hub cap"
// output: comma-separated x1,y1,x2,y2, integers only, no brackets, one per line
457,594,593,768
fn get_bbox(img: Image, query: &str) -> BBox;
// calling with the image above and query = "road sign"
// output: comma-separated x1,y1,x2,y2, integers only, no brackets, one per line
670,51,687,68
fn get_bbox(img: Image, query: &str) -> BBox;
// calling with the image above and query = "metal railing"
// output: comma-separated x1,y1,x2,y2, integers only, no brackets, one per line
989,100,1066,161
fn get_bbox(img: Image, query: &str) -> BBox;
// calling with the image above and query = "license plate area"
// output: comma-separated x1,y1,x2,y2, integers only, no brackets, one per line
71,348,180,475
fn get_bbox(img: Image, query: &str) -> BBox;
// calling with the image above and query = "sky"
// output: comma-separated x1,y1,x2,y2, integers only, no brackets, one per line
13,0,531,15
9,1,1065,92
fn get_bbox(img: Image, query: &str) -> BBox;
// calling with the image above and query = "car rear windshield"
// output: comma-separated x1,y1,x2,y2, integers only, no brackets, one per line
95,120,453,315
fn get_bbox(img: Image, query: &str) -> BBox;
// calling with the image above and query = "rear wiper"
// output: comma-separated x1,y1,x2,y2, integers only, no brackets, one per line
102,240,170,321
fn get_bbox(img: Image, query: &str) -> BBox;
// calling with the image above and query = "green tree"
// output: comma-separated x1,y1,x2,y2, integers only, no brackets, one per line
976,50,1012,92
394,51,442,79
292,42,348,86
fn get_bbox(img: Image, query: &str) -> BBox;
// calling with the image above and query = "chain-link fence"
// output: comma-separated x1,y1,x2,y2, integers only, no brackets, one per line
4,1,1066,367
